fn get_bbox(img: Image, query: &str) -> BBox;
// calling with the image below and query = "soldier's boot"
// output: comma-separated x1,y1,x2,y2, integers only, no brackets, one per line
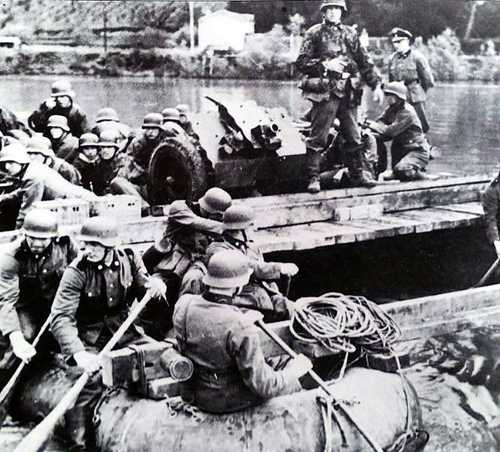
305,149,322,194
345,144,377,188
395,167,429,182
65,408,93,452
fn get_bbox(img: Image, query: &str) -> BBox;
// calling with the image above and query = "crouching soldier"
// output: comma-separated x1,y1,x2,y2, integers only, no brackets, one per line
173,250,312,414
365,81,430,181
0,209,79,386
140,187,232,339
183,205,298,321
26,135,81,185
50,217,166,452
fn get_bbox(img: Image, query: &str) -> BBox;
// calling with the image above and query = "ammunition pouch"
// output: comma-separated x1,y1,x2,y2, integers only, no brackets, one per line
299,76,330,94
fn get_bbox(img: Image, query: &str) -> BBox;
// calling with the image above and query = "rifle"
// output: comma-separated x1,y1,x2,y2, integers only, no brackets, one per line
0,315,52,427
13,292,152,452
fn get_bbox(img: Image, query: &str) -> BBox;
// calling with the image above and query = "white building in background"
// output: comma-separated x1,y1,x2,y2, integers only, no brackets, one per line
198,9,254,52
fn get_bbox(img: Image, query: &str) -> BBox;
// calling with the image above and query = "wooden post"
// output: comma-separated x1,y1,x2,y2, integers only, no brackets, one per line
189,2,195,52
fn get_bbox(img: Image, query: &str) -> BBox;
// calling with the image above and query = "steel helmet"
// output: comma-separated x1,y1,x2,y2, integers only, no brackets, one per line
223,205,254,230
320,0,347,12
203,250,253,289
26,136,55,159
50,79,75,98
161,108,181,123
22,208,58,239
384,81,408,100
79,217,120,247
175,104,190,116
79,133,99,149
0,143,31,165
142,113,164,129
96,107,120,123
47,115,70,132
199,187,232,214
98,129,120,148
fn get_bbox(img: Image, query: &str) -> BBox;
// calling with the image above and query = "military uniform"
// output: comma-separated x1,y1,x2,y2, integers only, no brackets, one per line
173,293,301,414
482,177,500,244
51,156,81,185
28,103,89,138
50,247,153,451
72,155,100,193
0,106,31,137
388,49,434,132
296,20,381,189
0,236,79,378
372,102,430,180
51,132,79,164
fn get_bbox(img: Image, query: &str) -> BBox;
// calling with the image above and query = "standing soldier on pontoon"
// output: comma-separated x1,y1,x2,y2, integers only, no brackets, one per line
28,79,89,138
173,250,312,414
50,217,166,452
388,28,435,135
0,209,79,386
140,187,231,339
295,0,383,193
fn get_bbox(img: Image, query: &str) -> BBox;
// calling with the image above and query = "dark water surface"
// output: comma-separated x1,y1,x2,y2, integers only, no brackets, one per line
4,76,500,175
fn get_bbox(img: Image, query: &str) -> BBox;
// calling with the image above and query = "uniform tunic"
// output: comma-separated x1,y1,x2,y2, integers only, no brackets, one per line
28,102,89,138
173,293,300,414
51,133,79,164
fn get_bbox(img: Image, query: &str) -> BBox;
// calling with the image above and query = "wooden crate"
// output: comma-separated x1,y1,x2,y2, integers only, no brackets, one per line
91,195,141,221
34,199,90,226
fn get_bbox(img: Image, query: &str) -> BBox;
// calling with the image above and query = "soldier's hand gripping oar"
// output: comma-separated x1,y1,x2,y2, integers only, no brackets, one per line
0,315,52,427
256,319,384,452
13,292,152,452
473,257,500,288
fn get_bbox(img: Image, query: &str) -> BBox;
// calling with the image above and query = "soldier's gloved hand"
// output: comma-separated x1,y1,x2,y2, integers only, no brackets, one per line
74,350,101,374
372,85,384,106
42,98,56,110
9,331,36,364
494,240,500,257
287,354,313,379
145,276,167,300
322,58,346,74
280,263,299,277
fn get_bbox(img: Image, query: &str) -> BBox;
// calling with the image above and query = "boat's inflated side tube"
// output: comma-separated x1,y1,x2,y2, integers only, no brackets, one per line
15,365,425,452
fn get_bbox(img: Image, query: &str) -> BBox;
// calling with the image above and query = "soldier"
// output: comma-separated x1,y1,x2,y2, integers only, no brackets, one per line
0,209,79,385
364,81,430,181
50,217,166,451
183,205,298,322
161,108,188,138
388,28,434,134
296,0,383,193
0,105,31,140
173,250,312,414
482,169,500,259
72,133,101,192
140,187,232,339
46,115,80,163
0,142,97,229
26,135,81,185
175,104,195,136
28,79,89,138
90,107,132,143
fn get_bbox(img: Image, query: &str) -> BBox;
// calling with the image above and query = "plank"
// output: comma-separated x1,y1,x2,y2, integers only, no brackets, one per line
435,202,484,216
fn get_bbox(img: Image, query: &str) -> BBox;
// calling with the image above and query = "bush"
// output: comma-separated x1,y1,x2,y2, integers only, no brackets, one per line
423,28,464,82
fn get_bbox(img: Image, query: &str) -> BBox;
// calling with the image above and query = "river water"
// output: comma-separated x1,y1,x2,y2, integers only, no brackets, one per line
3,75,500,176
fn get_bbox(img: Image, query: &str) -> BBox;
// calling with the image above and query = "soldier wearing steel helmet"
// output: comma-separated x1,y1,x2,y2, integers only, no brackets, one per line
182,205,298,322
175,103,195,136
90,107,132,142
296,0,383,193
161,107,188,138
0,142,97,229
173,250,312,414
50,216,166,452
72,133,101,192
364,81,430,181
46,114,80,163
26,135,81,185
140,187,232,339
0,209,79,386
28,79,89,138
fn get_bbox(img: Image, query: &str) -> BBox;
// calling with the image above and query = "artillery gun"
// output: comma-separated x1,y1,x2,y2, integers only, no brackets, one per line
147,97,318,204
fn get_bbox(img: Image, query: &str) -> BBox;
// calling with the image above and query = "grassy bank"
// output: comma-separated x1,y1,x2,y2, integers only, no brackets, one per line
1,29,499,82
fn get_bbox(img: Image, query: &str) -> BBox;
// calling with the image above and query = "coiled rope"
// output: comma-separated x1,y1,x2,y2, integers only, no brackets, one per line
290,292,401,356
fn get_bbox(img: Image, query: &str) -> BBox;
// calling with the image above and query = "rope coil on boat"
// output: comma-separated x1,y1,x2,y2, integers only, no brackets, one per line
290,292,401,356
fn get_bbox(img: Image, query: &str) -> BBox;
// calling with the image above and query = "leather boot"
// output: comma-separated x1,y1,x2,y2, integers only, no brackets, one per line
65,407,92,452
344,144,377,188
305,149,322,193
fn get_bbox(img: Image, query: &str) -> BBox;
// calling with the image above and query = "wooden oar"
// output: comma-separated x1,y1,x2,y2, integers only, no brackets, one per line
474,257,500,288
13,292,152,452
256,319,384,452
0,315,52,426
